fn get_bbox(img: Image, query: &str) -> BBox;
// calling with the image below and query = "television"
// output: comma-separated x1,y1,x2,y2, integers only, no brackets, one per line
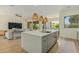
8,22,22,29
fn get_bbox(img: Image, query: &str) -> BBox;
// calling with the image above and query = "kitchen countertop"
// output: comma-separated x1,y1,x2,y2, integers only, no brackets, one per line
22,29,58,37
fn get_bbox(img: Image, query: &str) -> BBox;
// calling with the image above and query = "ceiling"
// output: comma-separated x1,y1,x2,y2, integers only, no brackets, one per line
9,5,65,18
0,5,79,19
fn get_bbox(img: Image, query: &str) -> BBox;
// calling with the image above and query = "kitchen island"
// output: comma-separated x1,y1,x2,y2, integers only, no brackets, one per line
21,30,58,53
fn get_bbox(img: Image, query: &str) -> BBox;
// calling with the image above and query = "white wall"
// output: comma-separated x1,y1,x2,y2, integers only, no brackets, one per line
0,6,27,30
60,6,79,39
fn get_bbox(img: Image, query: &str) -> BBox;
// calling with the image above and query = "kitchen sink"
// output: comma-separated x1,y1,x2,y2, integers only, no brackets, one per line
41,30,51,33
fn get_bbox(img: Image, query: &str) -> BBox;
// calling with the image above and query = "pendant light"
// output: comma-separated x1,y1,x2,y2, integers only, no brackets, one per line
39,16,43,21
32,13,38,21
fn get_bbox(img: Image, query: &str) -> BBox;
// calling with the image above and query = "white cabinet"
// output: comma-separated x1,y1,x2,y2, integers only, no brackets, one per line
77,30,79,43
42,32,57,52
42,37,48,53
21,30,58,53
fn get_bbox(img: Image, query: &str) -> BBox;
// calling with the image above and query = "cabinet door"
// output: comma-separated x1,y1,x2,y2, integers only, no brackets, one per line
47,33,57,50
42,38,48,53
47,37,52,50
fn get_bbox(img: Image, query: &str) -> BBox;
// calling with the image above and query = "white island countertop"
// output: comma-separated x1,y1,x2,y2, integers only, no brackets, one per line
22,29,58,37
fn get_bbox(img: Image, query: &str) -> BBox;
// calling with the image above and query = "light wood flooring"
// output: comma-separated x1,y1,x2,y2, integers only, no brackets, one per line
0,36,79,53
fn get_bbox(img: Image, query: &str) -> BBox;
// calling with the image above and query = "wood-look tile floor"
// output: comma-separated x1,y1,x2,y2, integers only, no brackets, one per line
0,36,21,53
0,36,79,53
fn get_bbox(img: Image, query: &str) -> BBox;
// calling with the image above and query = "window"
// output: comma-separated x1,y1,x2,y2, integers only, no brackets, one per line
64,14,79,28
51,20,59,29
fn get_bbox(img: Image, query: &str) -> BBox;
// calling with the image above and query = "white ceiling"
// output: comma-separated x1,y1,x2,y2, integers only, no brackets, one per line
0,5,79,19
9,5,65,18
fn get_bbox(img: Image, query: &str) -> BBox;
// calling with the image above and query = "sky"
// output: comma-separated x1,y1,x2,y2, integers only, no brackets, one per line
64,16,70,24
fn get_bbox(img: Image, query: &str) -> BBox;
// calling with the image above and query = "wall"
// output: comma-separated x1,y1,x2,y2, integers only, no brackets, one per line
59,6,79,39
0,5,60,30
0,6,27,30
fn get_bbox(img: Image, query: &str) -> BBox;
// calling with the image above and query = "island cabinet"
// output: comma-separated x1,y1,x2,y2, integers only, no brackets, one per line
21,30,58,53
42,32,57,52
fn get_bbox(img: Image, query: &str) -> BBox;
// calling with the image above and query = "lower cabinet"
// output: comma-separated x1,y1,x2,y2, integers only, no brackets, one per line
42,32,57,53
42,38,48,53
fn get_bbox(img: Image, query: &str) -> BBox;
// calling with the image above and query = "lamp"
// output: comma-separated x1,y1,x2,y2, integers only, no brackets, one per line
31,13,48,32
42,17,48,24
39,16,43,21
44,17,48,23
32,13,38,21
